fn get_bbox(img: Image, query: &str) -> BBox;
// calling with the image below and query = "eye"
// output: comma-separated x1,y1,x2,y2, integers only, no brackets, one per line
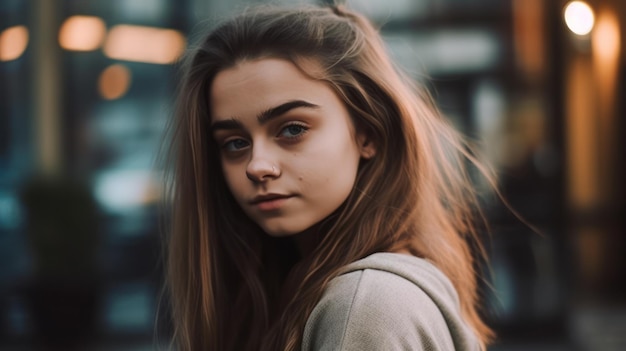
222,138,250,152
278,123,308,139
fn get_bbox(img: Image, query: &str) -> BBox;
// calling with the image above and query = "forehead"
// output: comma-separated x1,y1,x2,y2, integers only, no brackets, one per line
209,58,331,121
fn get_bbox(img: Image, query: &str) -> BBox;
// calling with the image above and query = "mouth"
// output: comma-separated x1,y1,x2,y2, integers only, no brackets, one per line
250,193,293,211
250,193,292,204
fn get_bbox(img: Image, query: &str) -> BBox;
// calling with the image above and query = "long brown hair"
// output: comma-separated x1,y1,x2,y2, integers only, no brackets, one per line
162,4,494,350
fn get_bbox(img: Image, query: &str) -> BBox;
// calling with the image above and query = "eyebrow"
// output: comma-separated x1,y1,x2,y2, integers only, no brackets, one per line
210,99,319,133
257,100,319,124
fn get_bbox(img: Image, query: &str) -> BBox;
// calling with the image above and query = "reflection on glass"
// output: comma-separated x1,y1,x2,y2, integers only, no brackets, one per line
347,0,427,21
94,169,159,213
384,30,501,76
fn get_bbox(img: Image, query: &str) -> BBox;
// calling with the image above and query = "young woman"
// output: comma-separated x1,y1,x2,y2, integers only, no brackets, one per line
162,3,494,350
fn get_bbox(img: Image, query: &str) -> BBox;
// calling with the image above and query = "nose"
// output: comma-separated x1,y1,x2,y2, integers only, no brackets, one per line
246,159,281,183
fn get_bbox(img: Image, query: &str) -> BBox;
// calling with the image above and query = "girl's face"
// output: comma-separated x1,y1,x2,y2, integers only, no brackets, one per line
209,58,374,237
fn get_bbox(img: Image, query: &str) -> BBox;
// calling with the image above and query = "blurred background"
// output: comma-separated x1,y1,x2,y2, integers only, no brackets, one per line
0,0,624,350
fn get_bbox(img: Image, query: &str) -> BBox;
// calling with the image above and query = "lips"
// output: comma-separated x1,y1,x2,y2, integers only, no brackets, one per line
250,193,293,211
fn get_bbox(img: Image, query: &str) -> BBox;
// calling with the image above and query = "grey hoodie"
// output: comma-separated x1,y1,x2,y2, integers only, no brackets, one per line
302,252,480,350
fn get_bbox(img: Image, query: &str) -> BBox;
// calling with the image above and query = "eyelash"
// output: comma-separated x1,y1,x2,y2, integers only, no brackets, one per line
219,122,310,153
278,122,309,141
221,138,250,152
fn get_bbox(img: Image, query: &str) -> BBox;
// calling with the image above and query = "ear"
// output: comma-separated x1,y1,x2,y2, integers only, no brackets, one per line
356,133,376,160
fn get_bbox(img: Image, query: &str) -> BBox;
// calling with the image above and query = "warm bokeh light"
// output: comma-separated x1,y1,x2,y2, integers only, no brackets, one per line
98,64,132,100
592,10,620,63
564,1,595,35
103,25,185,64
592,9,621,183
59,15,107,51
512,0,545,79
566,57,598,208
0,25,29,61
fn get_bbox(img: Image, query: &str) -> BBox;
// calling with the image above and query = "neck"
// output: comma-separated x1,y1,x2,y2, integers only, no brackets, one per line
291,225,319,258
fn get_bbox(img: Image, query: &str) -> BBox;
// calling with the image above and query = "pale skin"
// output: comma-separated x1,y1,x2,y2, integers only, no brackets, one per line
209,58,375,248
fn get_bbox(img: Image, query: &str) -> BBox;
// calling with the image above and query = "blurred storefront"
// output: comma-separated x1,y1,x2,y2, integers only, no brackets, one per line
0,0,624,350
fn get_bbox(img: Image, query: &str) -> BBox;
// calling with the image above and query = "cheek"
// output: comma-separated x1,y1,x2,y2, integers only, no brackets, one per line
221,162,246,197
298,143,360,193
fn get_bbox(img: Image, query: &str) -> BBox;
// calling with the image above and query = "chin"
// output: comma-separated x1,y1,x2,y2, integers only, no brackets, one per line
259,221,307,237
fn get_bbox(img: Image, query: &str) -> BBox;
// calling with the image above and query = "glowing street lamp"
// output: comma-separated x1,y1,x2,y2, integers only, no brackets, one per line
564,1,595,36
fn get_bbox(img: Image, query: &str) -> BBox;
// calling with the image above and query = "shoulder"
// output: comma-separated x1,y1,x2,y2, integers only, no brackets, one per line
301,253,479,351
